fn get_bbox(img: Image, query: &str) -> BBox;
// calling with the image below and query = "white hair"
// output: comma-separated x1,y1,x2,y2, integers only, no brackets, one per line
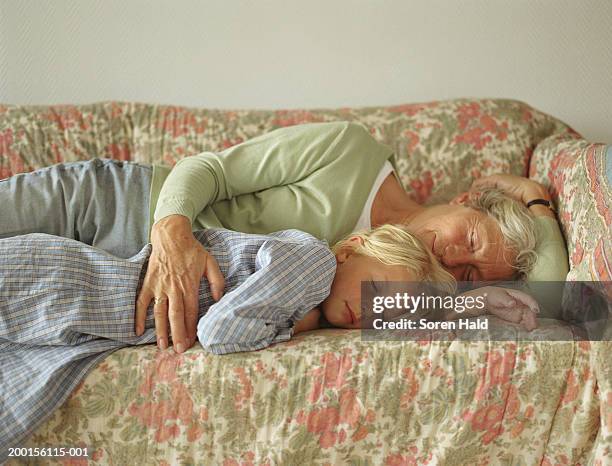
463,187,538,279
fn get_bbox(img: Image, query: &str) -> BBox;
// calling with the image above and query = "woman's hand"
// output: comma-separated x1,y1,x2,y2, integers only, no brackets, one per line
134,215,225,353
455,286,539,331
470,174,555,218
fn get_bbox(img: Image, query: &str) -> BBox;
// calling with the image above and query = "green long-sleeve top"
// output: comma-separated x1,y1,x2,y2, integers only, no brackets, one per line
148,120,569,283
150,121,396,246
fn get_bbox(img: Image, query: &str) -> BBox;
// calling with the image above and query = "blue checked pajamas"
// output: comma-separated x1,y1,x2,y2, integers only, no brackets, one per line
0,227,336,461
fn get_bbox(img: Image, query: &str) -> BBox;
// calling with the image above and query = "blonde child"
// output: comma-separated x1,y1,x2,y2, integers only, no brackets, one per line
0,223,538,456
289,224,538,336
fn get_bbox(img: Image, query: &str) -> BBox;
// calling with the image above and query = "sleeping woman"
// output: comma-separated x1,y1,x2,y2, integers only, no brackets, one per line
0,220,539,459
1,121,568,357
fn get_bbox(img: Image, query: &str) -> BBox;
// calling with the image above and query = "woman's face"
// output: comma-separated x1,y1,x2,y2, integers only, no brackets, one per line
406,201,517,282
320,239,417,329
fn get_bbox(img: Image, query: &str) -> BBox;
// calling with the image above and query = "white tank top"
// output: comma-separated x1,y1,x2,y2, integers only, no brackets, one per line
352,160,400,232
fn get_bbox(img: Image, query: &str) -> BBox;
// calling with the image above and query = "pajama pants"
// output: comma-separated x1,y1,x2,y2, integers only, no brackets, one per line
0,158,153,258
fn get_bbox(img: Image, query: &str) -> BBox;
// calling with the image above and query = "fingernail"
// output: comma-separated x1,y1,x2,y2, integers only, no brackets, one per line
158,337,166,350
176,343,185,353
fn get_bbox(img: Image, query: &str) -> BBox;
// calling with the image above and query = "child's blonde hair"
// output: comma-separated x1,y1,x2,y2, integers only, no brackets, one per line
331,224,457,293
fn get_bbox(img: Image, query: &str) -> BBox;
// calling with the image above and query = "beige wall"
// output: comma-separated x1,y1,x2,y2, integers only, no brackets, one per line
1,0,610,142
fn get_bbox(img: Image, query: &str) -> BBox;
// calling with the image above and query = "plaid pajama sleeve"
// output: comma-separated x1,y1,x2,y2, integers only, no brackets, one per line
197,237,336,355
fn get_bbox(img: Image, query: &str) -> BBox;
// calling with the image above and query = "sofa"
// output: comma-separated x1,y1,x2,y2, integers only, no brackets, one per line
1,99,610,465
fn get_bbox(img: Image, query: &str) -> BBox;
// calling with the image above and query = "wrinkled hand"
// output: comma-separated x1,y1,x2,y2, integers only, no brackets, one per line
134,215,225,353
469,173,555,218
470,173,551,204
464,286,539,331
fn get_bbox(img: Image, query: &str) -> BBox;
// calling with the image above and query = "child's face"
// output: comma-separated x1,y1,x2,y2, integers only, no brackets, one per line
321,238,417,329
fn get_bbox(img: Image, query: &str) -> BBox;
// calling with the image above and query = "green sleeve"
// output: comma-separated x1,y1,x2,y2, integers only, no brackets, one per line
154,121,363,225
526,216,570,282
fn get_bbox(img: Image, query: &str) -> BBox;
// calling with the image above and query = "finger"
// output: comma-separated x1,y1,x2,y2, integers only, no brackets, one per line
483,290,514,309
504,297,516,307
183,282,200,348
153,294,169,350
521,310,538,331
489,305,524,324
205,254,225,301
506,289,540,313
168,289,187,353
135,286,154,336
471,176,497,189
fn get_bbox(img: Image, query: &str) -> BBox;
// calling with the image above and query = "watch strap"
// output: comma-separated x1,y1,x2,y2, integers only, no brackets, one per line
526,198,556,213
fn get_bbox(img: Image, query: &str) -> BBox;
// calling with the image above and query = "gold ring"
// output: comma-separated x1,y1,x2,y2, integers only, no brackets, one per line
153,297,167,305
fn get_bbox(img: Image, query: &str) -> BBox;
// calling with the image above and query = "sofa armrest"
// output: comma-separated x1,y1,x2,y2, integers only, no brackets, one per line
529,134,611,280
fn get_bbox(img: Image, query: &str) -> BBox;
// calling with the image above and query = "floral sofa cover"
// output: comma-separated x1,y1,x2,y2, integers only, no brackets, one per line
1,99,610,465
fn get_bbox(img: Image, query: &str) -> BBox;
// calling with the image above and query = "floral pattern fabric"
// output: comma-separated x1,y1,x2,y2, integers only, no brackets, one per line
529,133,611,281
1,98,610,465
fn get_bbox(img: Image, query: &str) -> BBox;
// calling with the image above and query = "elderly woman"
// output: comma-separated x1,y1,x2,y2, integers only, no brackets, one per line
0,121,568,354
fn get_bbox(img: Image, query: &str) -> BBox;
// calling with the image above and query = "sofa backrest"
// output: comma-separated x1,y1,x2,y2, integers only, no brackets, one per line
0,99,573,198
1,98,608,280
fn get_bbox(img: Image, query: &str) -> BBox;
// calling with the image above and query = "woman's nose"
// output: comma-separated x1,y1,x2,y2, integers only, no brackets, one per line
442,244,471,267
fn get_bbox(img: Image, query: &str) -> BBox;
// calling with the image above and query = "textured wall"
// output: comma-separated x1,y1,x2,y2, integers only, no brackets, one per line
1,0,610,142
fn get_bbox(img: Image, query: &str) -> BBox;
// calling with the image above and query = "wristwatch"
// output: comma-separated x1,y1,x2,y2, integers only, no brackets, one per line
526,198,556,213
